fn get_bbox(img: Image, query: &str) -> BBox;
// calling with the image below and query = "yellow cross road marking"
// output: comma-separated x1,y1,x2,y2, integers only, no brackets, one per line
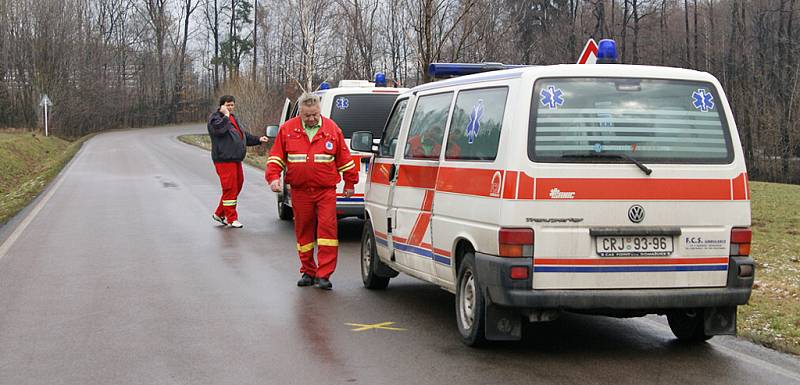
345,322,406,332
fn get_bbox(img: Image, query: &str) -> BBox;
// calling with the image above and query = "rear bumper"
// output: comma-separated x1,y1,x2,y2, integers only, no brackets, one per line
475,252,754,310
335,201,365,218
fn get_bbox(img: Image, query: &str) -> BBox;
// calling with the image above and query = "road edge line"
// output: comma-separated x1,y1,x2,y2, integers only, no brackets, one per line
0,140,88,260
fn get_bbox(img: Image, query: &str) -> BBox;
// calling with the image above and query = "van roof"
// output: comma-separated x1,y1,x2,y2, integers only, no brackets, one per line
407,64,715,95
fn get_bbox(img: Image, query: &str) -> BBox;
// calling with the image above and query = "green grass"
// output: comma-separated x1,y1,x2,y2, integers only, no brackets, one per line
177,134,270,170
179,133,800,355
739,181,800,355
0,131,88,225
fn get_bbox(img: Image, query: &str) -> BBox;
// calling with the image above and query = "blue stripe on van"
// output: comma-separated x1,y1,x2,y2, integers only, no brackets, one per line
336,197,365,202
374,234,451,266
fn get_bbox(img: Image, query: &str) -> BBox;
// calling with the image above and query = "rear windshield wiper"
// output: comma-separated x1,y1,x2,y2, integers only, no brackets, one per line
560,152,653,175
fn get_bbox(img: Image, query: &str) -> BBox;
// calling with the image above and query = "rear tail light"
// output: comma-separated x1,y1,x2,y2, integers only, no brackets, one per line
499,228,534,257
510,266,529,280
730,227,752,257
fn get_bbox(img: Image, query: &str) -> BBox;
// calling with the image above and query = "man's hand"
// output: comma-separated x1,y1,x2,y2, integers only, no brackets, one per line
259,136,269,143
343,188,355,198
219,105,230,117
270,179,282,192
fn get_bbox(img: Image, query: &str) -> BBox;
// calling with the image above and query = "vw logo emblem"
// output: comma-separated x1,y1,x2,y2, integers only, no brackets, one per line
628,205,645,223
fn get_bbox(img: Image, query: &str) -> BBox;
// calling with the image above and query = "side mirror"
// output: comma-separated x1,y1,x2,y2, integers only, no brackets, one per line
266,125,280,138
350,131,375,153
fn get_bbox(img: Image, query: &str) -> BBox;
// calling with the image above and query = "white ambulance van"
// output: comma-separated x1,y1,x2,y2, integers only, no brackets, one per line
350,53,755,346
268,75,408,220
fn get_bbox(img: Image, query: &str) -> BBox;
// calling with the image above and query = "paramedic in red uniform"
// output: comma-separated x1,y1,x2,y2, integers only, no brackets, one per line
208,95,269,228
266,93,358,290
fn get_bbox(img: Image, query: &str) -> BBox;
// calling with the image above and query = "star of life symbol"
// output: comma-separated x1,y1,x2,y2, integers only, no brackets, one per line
540,85,565,109
326,141,334,150
692,89,714,112
466,99,484,144
336,97,349,110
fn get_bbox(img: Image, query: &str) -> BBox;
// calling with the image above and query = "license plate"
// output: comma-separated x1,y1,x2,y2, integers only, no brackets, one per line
595,236,673,256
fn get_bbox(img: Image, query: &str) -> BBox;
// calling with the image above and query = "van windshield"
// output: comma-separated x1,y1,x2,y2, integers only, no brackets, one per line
329,93,399,139
528,78,734,163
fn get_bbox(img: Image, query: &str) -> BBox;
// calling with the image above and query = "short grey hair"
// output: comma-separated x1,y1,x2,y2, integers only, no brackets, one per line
299,92,320,106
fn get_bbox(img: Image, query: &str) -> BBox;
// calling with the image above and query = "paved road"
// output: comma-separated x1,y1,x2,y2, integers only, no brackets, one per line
1,125,799,385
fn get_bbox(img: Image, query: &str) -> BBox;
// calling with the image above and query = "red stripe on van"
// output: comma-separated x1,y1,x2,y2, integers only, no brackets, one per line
397,165,438,189
434,248,451,257
503,171,518,199
436,167,501,197
518,172,535,199
534,257,729,266
370,163,392,185
732,173,747,200
535,177,732,200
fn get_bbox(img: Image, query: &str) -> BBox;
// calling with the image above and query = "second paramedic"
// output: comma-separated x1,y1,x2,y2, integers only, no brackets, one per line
266,93,358,290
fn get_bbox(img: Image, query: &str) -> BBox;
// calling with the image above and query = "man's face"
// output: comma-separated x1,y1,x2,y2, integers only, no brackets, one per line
223,101,235,113
300,104,321,127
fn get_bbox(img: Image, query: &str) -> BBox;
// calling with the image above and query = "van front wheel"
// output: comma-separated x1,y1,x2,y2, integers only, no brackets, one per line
456,252,487,347
361,221,390,289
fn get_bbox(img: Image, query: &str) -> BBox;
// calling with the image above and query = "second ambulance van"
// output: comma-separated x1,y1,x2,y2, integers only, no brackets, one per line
268,76,408,220
350,49,755,346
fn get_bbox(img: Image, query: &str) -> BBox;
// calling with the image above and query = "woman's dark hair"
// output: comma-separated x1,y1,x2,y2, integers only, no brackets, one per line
219,95,236,106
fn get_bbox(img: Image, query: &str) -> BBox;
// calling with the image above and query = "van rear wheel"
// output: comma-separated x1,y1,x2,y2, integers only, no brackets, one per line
456,252,487,347
667,308,713,342
361,221,390,289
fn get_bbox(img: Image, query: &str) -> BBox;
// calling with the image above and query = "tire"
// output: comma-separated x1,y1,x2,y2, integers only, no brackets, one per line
455,252,487,347
361,221,390,289
667,308,713,342
277,189,293,221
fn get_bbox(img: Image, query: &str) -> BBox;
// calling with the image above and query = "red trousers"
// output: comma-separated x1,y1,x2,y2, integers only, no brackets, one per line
292,187,338,279
214,162,244,222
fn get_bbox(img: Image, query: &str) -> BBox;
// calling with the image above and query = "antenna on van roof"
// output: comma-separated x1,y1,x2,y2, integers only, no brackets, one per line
428,62,529,79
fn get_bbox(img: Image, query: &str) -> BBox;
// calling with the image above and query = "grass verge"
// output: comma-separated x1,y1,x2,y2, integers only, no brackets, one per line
178,134,800,355
0,131,89,225
739,181,800,355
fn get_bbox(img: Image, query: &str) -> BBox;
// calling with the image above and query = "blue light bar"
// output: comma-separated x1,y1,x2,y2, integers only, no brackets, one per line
319,81,331,90
428,62,528,78
597,39,618,64
374,72,387,87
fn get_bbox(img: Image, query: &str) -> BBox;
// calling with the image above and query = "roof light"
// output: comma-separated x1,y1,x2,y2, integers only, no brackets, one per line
597,39,618,64
319,81,331,90
428,62,528,78
374,72,387,87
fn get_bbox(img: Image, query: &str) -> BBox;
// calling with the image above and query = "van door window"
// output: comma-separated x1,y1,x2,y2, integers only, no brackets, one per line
528,78,734,163
404,92,454,160
378,98,408,158
446,87,508,161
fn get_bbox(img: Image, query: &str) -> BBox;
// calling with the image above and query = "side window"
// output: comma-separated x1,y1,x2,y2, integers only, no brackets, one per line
404,92,454,160
378,98,409,158
446,87,508,161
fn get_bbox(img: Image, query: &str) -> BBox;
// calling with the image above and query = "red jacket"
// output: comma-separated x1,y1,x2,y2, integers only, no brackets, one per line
266,116,358,190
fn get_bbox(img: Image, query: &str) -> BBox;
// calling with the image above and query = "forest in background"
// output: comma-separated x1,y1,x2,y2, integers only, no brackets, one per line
0,0,797,183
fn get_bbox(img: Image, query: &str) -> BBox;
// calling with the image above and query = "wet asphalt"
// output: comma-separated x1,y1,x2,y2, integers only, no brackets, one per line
0,125,799,385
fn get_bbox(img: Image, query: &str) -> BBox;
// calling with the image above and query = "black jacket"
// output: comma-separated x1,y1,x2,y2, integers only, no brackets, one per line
207,111,261,162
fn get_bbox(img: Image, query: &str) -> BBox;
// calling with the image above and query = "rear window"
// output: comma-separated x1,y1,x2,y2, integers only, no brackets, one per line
329,93,399,138
528,78,734,163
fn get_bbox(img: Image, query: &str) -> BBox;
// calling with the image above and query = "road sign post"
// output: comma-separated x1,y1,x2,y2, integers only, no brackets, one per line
39,95,52,136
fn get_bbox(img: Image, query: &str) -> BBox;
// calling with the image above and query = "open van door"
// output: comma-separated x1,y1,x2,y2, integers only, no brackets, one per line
279,98,292,125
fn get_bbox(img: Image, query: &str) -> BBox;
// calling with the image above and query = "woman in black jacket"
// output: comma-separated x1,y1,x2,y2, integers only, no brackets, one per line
208,95,269,228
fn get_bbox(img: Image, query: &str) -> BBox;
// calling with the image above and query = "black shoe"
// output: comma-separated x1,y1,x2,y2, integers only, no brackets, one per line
315,278,332,290
297,273,315,287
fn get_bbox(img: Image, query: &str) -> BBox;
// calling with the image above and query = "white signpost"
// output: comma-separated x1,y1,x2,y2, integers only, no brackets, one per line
39,94,52,136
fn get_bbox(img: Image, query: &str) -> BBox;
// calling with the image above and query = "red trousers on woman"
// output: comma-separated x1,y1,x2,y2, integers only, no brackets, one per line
214,161,244,222
292,187,339,279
